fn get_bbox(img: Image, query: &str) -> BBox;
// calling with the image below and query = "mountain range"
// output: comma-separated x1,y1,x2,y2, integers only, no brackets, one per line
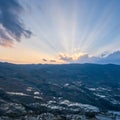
0,62,120,119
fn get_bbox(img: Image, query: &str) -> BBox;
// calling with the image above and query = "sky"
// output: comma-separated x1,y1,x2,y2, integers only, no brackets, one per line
0,0,120,64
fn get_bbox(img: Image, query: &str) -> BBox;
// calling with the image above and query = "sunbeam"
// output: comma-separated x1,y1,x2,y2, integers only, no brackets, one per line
1,0,120,63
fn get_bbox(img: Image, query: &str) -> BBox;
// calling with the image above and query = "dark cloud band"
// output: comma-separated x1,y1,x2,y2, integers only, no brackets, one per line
0,0,31,47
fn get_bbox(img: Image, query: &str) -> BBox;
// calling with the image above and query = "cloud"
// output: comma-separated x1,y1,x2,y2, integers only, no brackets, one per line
50,60,56,63
76,54,98,63
0,26,13,47
59,54,73,62
0,0,32,47
97,51,120,64
58,51,120,64
58,52,85,62
42,58,57,63
42,59,47,62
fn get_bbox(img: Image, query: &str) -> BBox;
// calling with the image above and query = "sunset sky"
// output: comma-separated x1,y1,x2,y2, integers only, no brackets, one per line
0,0,120,64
